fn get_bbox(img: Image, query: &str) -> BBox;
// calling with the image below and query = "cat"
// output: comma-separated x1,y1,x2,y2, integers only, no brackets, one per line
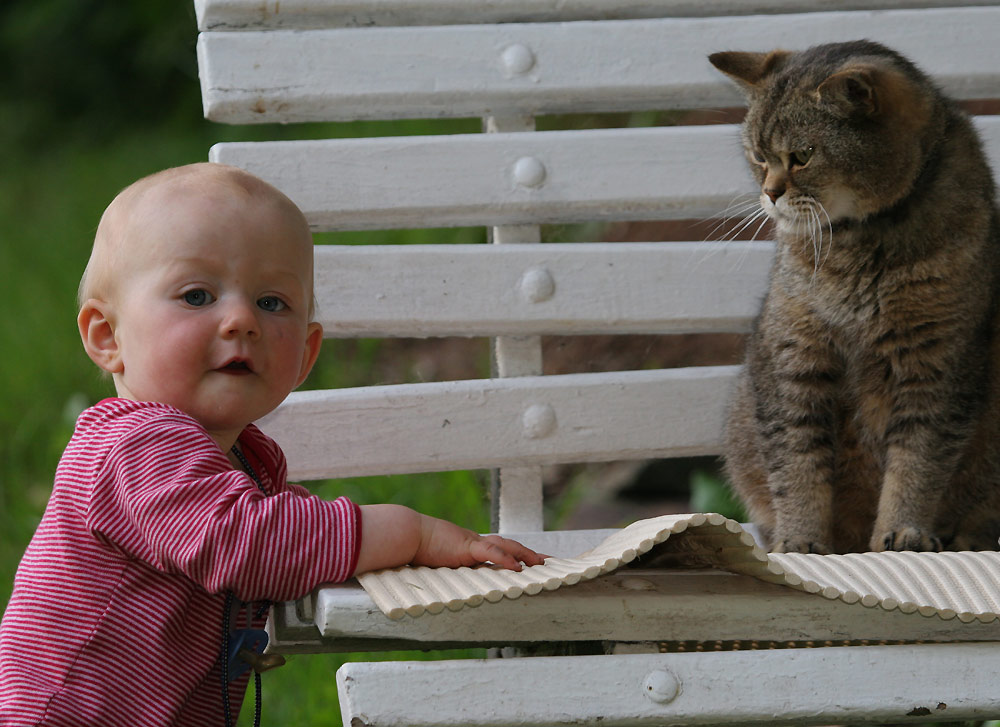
710,40,1000,554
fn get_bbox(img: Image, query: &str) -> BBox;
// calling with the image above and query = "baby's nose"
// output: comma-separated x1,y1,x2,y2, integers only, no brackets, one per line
221,300,261,337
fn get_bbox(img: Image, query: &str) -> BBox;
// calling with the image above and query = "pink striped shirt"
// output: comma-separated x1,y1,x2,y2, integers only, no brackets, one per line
0,398,360,726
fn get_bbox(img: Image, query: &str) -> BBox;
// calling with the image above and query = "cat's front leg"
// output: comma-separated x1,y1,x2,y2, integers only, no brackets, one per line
752,310,842,554
869,356,977,552
766,456,835,554
759,396,836,554
870,444,950,552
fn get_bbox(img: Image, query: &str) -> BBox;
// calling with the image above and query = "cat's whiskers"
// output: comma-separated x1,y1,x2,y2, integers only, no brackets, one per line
724,205,774,270
724,205,770,243
693,196,767,273
722,206,771,270
807,198,836,275
706,197,763,241
785,197,836,280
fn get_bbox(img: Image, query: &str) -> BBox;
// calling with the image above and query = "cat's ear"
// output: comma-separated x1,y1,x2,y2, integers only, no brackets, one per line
817,64,930,123
815,67,878,118
709,50,790,91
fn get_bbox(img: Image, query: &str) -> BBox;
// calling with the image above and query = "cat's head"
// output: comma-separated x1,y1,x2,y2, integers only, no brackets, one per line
709,41,938,235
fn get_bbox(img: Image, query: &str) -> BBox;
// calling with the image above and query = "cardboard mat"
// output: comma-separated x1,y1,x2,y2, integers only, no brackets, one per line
357,513,1000,621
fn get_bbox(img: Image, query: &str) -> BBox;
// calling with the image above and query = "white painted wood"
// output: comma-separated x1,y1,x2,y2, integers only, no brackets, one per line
259,366,737,481
485,113,547,535
304,571,1000,650
198,7,1000,123
337,643,1000,726
209,117,1000,231
210,125,753,230
494,465,544,533
196,0,1000,30
312,242,773,337
492,336,544,376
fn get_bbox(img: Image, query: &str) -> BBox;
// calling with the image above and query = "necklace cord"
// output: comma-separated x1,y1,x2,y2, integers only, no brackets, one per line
221,444,269,727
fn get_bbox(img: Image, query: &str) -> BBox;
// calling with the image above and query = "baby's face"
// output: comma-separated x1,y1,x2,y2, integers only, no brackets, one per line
107,181,321,442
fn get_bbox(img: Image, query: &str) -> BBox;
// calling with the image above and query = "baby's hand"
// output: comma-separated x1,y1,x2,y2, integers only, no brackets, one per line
353,504,546,575
413,515,547,571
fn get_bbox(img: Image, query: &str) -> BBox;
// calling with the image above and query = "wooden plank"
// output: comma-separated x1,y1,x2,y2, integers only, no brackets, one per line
210,125,753,230
196,0,1000,30
312,242,773,338
258,366,737,481
198,7,1000,123
297,571,1000,651
484,114,548,535
337,643,1000,726
210,117,1000,230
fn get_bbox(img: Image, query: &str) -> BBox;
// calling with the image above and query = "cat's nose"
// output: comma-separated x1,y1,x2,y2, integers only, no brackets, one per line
765,186,785,204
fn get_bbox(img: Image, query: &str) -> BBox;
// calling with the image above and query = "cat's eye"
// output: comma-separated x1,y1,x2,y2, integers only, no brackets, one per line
750,150,767,165
790,147,814,167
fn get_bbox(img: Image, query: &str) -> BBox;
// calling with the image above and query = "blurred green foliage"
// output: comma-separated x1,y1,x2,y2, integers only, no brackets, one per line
0,0,201,149
689,469,747,522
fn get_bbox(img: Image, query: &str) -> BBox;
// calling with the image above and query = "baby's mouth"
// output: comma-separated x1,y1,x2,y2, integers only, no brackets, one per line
219,359,253,375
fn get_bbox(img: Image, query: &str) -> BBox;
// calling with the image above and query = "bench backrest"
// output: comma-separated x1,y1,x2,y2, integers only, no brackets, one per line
196,0,1000,535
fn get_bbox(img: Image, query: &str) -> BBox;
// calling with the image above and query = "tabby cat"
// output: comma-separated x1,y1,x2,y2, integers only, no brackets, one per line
711,40,1000,553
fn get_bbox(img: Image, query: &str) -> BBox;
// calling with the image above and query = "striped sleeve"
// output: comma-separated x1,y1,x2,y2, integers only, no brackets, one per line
85,404,360,602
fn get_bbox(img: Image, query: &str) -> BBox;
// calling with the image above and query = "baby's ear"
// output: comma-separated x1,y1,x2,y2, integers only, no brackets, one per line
78,300,123,374
295,321,324,388
709,50,791,92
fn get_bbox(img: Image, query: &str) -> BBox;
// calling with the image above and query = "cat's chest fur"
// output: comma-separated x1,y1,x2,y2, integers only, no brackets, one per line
778,235,945,338
775,233,969,442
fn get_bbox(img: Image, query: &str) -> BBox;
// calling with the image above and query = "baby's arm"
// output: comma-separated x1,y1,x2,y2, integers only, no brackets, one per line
354,504,546,575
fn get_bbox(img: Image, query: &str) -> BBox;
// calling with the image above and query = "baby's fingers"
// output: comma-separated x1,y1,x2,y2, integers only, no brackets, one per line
475,535,547,570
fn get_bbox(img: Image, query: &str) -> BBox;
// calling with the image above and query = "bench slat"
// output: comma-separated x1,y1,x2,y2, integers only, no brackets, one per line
295,572,1000,651
211,117,1000,231
211,125,752,230
314,242,772,337
196,0,1000,30
337,644,1000,726
260,366,737,481
198,7,1000,123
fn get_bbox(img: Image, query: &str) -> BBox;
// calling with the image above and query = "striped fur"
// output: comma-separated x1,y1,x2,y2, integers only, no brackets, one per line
712,41,1000,553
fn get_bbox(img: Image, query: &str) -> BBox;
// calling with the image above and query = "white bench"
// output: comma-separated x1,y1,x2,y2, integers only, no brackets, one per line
195,2,1000,724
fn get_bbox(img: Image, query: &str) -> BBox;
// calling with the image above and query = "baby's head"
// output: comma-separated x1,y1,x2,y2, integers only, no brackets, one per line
78,163,323,447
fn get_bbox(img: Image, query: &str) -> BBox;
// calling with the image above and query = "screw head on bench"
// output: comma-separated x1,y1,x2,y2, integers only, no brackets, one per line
519,267,555,303
522,403,557,439
643,669,680,704
501,43,535,75
512,156,547,188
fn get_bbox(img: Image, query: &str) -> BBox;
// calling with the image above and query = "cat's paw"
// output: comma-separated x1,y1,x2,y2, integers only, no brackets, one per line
871,527,942,552
772,538,831,554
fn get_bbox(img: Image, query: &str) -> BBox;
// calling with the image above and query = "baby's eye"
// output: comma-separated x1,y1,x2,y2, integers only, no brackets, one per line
257,296,287,313
183,289,214,307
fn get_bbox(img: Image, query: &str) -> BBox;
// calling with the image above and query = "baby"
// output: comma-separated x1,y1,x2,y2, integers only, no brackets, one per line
0,163,544,726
